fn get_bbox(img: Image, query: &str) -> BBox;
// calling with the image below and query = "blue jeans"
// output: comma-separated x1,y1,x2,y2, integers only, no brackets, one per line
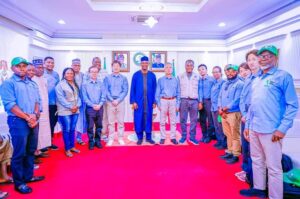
7,116,38,187
58,114,79,151
180,98,198,139
241,104,251,172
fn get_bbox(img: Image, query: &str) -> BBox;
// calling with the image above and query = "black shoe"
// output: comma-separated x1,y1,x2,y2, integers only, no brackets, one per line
226,156,239,164
15,184,32,194
89,143,94,150
160,139,165,145
35,153,49,158
146,139,156,145
220,153,233,160
211,134,217,140
137,139,143,145
240,188,268,198
171,139,178,145
40,148,48,153
26,176,45,183
213,142,221,147
203,137,211,143
95,142,103,149
49,144,59,150
216,145,227,150
34,158,42,164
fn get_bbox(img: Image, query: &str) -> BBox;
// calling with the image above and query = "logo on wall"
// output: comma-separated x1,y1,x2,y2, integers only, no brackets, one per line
0,60,10,113
0,60,10,85
133,52,146,66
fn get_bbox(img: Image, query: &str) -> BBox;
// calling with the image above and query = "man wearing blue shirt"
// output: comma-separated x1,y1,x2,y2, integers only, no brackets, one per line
198,64,215,143
218,64,244,164
82,66,106,150
210,66,226,149
105,60,128,146
44,56,60,150
0,57,44,194
240,46,299,199
155,63,180,145
236,50,261,182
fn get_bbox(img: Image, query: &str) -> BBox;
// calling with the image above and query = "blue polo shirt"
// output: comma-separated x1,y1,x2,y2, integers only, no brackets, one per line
246,67,298,134
0,74,40,116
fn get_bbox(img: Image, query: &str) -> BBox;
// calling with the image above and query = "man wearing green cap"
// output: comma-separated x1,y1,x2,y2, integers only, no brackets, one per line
218,64,244,164
0,57,45,194
240,45,299,199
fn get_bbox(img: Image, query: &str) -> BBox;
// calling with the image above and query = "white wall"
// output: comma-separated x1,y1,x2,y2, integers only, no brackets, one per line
0,25,29,63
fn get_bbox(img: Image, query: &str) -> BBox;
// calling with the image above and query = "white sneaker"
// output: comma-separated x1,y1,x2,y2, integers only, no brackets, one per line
106,139,114,146
118,139,125,146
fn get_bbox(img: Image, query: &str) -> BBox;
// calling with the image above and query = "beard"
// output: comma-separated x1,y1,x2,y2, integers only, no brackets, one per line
227,74,238,80
260,64,273,70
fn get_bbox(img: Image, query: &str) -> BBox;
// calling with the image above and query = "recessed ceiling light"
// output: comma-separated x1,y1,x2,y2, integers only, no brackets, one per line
218,22,226,27
144,16,158,28
58,19,66,25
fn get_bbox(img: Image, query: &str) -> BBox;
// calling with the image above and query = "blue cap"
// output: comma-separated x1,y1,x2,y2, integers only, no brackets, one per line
141,56,149,62
32,59,43,66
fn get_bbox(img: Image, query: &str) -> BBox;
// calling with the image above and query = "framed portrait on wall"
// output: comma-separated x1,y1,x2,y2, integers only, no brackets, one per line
112,51,130,72
150,51,167,72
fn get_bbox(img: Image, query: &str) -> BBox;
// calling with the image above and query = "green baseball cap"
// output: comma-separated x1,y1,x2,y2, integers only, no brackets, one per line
283,169,300,187
11,57,29,66
226,64,239,71
257,45,279,57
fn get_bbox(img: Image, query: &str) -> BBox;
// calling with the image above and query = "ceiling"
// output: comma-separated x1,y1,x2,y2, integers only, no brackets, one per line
0,0,298,39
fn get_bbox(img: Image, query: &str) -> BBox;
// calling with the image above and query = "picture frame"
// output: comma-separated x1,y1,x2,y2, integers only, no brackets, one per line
149,51,167,72
112,51,130,72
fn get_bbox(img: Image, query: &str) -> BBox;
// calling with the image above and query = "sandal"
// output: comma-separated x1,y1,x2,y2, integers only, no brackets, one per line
70,148,80,153
77,140,86,145
65,151,73,157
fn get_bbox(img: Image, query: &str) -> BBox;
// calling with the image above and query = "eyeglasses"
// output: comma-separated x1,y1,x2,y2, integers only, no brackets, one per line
259,54,274,59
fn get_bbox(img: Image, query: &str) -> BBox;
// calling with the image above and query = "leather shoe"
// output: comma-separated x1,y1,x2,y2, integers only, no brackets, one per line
26,176,45,183
137,139,143,145
226,156,239,164
240,188,268,198
15,184,32,194
216,145,227,150
160,139,165,144
89,143,94,150
95,142,103,149
171,139,178,145
146,139,156,145
220,153,233,160
203,137,211,143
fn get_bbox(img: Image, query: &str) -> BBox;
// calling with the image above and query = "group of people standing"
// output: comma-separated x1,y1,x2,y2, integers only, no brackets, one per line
0,45,298,199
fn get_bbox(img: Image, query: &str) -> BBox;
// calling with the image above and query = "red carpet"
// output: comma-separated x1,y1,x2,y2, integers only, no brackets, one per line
2,124,253,199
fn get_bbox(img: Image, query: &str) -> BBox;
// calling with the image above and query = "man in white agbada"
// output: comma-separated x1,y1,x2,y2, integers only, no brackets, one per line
32,59,51,150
